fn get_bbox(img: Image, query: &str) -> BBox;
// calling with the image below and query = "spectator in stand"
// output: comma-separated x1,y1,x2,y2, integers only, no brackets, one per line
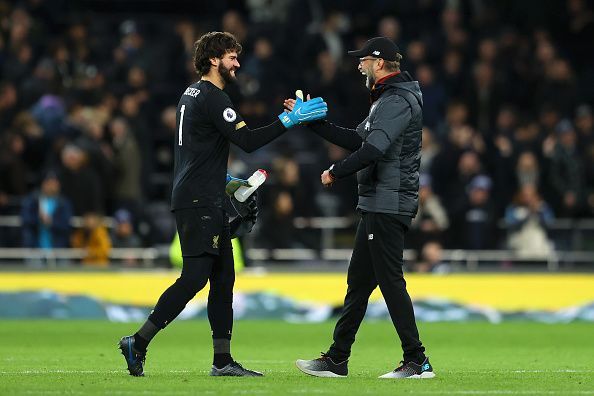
240,36,287,101
416,64,446,129
490,106,518,154
0,131,28,244
10,112,44,173
487,106,520,207
536,58,577,117
564,0,594,74
403,39,427,72
450,175,496,250
21,171,73,249
3,42,33,86
550,119,584,216
539,104,562,139
120,92,152,196
504,184,555,258
443,149,483,212
515,151,544,198
71,211,111,267
435,99,469,141
111,208,142,266
430,123,477,199
152,105,177,193
111,209,141,249
377,16,401,44
441,49,466,99
19,57,57,108
30,94,67,141
477,38,499,67
75,119,114,210
316,143,357,218
419,127,440,174
575,104,593,146
0,132,27,199
465,61,502,133
584,144,594,216
575,106,594,216
305,50,349,124
270,155,317,218
258,190,303,249
109,117,142,213
58,144,103,216
0,81,19,131
412,241,450,274
409,174,449,251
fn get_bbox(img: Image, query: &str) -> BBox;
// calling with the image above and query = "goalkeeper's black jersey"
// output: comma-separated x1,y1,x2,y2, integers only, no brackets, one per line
171,80,285,211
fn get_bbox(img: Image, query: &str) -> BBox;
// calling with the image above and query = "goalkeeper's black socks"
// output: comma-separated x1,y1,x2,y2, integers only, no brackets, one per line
133,333,149,352
213,338,232,368
213,353,233,369
133,319,160,352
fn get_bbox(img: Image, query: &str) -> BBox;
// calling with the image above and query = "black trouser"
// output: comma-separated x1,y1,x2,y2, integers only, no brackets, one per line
328,212,425,363
148,207,234,340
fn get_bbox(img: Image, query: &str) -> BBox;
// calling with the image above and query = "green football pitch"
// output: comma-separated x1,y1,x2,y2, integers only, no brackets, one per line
0,320,593,395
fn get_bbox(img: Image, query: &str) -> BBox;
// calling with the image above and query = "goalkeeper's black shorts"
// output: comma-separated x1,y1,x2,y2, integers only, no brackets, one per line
174,207,231,257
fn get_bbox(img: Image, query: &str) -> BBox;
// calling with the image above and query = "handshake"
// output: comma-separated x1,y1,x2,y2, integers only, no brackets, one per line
277,90,327,129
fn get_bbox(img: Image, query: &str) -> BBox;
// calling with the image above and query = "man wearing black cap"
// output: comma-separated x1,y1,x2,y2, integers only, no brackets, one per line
292,37,434,379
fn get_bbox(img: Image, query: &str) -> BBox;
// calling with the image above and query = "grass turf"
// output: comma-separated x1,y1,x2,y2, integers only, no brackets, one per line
0,320,593,395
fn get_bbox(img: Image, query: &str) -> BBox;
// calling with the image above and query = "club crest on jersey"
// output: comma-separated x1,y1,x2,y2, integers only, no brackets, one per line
223,108,237,122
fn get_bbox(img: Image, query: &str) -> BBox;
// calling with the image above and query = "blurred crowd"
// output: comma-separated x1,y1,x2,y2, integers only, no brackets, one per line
0,0,593,268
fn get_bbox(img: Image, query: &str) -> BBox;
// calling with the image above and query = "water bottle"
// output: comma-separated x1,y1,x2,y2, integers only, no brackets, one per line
234,169,268,202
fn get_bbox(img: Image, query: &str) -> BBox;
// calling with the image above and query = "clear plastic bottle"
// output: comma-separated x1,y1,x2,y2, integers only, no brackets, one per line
234,169,268,202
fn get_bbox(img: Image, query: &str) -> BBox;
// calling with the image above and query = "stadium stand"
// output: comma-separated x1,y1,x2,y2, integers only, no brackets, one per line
0,0,593,270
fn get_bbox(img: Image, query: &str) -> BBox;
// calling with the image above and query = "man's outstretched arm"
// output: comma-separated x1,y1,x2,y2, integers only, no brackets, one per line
308,121,363,152
211,93,327,153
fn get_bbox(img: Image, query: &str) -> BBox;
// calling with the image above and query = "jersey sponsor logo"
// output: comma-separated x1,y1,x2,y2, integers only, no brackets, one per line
183,87,201,97
223,108,237,122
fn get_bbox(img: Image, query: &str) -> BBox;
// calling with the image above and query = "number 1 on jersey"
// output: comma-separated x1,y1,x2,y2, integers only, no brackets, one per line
178,104,186,146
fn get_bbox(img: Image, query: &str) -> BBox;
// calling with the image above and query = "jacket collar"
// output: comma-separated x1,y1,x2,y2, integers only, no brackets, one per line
370,71,402,102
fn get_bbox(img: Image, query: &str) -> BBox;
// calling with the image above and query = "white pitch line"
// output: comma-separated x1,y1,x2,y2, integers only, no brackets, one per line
418,392,594,395
1,369,593,375
439,370,594,374
0,369,196,375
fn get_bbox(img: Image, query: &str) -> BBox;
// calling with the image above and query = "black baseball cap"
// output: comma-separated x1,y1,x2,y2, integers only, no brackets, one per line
348,37,401,61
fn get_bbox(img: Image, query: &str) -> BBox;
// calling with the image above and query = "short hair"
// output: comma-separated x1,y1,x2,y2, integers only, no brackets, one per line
193,31,242,78
384,52,403,72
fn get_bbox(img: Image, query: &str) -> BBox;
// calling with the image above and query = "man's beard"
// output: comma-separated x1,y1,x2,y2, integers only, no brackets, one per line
218,63,237,84
364,67,375,89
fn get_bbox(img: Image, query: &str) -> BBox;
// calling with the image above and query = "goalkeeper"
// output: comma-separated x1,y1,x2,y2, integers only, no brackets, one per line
118,31,327,378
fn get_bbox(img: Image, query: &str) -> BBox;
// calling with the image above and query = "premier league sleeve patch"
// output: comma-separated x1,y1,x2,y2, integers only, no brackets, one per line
223,107,237,122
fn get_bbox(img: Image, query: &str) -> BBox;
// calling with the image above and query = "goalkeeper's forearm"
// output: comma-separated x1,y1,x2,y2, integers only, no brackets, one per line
229,120,287,153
